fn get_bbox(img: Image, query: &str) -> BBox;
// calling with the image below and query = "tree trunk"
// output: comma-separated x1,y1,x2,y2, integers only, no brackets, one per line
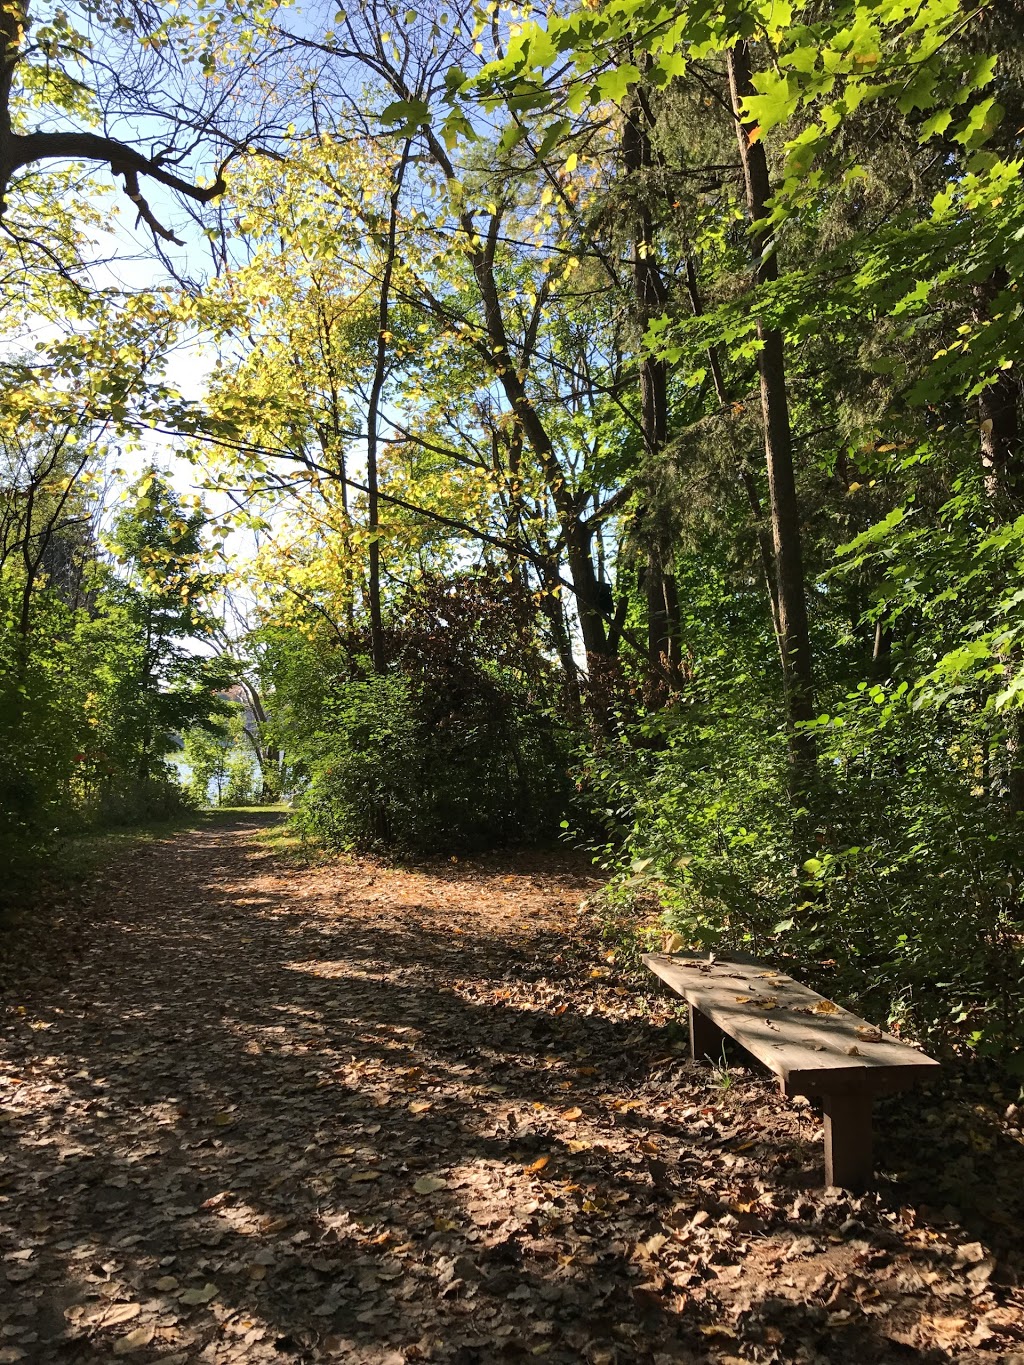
974,271,1024,811
728,43,816,808
622,87,680,684
683,255,783,659
364,140,412,675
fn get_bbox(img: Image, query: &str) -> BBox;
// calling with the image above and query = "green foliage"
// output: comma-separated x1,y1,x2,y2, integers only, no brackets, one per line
291,574,573,856
0,459,226,903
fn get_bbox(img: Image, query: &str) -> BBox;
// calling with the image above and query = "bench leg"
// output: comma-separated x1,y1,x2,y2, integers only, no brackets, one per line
822,1092,874,1192
689,1005,726,1062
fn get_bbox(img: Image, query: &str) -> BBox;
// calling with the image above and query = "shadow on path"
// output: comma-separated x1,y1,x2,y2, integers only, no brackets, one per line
1,818,1021,1363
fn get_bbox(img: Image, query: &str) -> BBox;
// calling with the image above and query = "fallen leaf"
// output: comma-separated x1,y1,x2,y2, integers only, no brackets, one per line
178,1284,218,1306
104,1304,142,1326
349,1170,380,1182
561,1107,583,1122
413,1176,448,1195
408,1100,433,1113
525,1156,551,1173
855,1025,883,1042
812,1000,840,1015
113,1325,155,1356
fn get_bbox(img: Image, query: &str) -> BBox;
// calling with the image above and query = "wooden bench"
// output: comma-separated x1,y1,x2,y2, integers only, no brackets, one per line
642,950,939,1191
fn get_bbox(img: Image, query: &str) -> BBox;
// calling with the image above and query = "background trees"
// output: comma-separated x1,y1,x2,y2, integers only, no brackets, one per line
3,0,1024,1061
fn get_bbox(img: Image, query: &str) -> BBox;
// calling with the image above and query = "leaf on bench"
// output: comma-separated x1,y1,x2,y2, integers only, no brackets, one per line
812,1000,839,1015
856,1026,883,1042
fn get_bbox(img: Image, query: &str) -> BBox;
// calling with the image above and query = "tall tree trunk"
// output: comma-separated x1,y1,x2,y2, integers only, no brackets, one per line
539,558,582,716
683,255,783,660
420,124,613,667
622,87,680,684
975,273,1024,506
974,271,1024,811
364,140,412,675
728,43,816,808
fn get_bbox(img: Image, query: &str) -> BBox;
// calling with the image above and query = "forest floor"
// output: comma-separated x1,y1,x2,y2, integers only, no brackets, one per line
3,815,1024,1364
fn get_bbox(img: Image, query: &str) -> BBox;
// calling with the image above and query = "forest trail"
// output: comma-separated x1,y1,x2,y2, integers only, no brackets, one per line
1,819,1023,1365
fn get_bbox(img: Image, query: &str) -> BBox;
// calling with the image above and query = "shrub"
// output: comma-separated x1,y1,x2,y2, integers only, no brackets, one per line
294,574,573,855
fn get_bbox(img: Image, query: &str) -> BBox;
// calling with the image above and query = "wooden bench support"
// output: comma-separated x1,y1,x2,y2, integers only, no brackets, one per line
643,950,939,1192
822,1091,874,1193
689,1005,726,1062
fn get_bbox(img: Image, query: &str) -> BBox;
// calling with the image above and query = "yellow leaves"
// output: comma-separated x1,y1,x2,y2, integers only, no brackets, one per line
349,1170,380,1183
855,1025,883,1042
561,1106,583,1122
662,932,685,954
408,1100,433,1113
812,999,840,1015
525,1155,550,1173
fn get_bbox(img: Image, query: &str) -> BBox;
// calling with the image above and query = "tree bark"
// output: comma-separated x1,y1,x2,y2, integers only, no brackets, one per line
622,87,680,684
974,271,1024,812
364,140,412,674
728,43,816,808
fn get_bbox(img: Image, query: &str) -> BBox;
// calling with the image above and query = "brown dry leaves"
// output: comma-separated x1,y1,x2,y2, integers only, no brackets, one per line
0,816,1022,1363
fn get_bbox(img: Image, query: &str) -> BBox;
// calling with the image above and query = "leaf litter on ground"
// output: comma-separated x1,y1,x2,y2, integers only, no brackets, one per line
1,813,1023,1362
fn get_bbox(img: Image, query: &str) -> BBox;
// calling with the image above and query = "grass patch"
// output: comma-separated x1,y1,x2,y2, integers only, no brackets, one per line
250,811,329,867
55,812,200,885
55,804,291,884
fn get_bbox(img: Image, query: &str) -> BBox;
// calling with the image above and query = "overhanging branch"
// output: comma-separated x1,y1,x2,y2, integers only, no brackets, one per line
4,131,231,244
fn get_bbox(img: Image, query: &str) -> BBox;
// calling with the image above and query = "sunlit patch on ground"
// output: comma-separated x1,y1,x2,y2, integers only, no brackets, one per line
0,814,1022,1362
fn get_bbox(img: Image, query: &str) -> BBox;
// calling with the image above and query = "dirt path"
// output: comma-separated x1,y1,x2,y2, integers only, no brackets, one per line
2,817,1024,1364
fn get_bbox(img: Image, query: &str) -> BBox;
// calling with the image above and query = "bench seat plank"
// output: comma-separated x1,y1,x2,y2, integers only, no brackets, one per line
643,950,939,1097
